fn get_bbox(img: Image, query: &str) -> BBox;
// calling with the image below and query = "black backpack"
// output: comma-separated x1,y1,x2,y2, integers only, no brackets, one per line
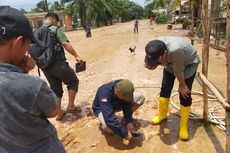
29,25,62,70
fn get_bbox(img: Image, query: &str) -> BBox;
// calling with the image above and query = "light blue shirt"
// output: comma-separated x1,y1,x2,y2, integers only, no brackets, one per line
159,36,200,78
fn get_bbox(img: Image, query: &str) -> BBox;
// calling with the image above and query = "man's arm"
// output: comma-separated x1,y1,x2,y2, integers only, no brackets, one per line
62,42,82,62
171,49,190,98
98,97,129,138
55,27,83,62
46,106,58,118
177,73,190,98
34,82,58,119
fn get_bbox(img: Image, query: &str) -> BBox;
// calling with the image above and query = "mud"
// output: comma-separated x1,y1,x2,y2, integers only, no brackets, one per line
30,20,226,153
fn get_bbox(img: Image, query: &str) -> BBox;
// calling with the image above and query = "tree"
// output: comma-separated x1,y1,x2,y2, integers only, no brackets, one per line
63,0,144,27
50,1,62,11
20,9,27,14
30,0,50,13
145,0,170,9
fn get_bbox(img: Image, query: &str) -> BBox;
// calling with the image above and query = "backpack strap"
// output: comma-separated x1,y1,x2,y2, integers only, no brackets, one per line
46,25,60,38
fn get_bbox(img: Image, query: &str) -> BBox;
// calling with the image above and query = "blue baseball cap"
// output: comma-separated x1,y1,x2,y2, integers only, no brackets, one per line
145,40,166,67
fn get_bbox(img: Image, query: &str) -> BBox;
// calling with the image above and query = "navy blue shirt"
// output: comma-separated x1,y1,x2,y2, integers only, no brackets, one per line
92,80,133,138
0,64,65,153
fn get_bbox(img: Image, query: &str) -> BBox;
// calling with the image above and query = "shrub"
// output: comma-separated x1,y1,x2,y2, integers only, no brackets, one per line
182,18,190,29
155,13,168,24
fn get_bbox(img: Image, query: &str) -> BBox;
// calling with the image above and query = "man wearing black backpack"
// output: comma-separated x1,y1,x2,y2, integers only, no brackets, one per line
37,13,83,120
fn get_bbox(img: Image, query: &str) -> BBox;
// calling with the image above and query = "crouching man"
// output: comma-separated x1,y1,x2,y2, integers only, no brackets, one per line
92,79,145,143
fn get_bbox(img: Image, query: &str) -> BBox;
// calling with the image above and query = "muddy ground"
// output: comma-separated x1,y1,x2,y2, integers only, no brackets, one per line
30,20,226,153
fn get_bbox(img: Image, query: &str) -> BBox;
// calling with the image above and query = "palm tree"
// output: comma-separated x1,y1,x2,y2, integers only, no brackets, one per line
30,0,49,12
44,0,49,12
145,0,170,9
50,1,62,11
64,0,143,27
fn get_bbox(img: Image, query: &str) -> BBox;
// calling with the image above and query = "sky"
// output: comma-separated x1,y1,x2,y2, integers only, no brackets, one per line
0,0,146,11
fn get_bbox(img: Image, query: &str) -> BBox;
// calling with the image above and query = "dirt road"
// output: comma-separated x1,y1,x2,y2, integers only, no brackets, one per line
31,20,226,153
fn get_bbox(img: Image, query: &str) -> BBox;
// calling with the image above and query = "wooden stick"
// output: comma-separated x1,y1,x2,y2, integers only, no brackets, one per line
198,73,230,111
201,0,211,122
225,1,230,152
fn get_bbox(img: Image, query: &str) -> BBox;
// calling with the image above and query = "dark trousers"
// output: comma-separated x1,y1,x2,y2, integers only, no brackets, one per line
43,60,79,98
160,69,196,107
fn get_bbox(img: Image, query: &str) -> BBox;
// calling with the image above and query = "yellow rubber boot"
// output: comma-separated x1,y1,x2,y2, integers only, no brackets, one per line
179,105,191,141
151,97,169,124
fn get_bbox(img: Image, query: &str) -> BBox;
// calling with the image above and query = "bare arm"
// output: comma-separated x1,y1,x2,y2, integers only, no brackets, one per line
46,107,58,118
62,42,82,62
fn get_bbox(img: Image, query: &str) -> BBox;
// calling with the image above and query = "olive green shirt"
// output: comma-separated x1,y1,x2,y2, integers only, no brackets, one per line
43,22,68,44
159,37,200,79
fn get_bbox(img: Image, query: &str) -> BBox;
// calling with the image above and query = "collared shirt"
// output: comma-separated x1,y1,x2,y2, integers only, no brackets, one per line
43,22,69,44
0,64,65,153
159,36,200,78
42,22,67,61
92,80,133,138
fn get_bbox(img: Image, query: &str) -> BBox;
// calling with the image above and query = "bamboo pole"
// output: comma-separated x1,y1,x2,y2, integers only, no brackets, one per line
190,0,195,45
201,0,211,122
226,1,230,152
198,73,230,111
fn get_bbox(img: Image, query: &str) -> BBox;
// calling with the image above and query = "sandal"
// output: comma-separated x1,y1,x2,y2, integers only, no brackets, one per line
66,106,82,113
56,110,66,121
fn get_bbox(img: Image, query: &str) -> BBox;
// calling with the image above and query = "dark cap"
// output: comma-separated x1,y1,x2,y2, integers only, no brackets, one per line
116,79,134,102
144,40,166,67
0,6,37,43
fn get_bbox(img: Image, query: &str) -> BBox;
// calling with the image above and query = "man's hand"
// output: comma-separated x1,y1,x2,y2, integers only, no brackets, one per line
123,130,132,145
127,122,136,133
178,84,190,98
17,55,36,73
76,56,84,66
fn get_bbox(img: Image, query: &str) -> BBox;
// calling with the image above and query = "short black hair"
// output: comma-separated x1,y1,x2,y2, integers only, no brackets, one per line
45,12,59,21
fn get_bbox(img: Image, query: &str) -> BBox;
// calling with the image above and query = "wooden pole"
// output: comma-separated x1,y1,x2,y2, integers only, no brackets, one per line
190,0,195,45
201,0,211,122
44,0,49,13
225,1,230,152
198,73,230,111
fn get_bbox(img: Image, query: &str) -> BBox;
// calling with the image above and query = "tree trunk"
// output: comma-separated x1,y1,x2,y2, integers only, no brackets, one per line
201,0,211,122
226,1,230,152
44,0,49,12
78,0,86,27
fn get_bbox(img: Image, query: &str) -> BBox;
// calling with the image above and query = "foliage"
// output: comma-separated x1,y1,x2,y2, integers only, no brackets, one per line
30,1,49,13
155,12,168,24
182,18,190,29
50,1,63,11
29,0,144,26
144,1,155,18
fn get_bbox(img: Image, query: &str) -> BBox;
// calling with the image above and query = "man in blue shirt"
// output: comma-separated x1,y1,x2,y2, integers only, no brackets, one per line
0,6,65,153
92,79,145,143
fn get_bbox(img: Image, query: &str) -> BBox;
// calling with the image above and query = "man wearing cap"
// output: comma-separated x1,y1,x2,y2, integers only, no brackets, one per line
92,79,145,142
0,6,65,152
144,36,200,141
